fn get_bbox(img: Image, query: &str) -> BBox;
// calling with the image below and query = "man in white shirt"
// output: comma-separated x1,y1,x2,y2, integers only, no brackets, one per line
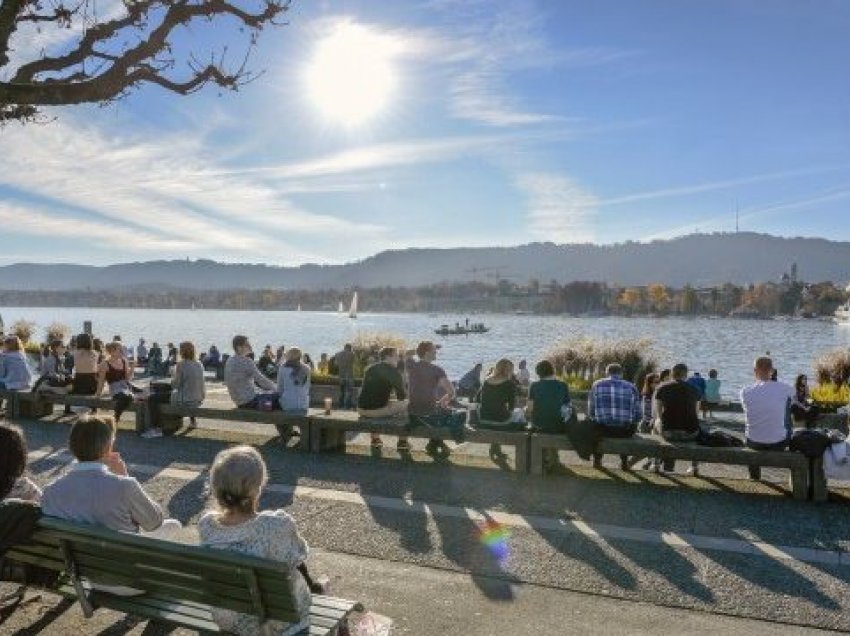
740,356,795,480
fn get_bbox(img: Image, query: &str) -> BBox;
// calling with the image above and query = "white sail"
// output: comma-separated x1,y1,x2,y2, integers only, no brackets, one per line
349,291,358,319
297,304,302,312
338,301,344,313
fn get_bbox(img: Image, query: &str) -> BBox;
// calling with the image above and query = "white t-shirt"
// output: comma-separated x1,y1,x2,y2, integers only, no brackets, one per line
741,380,795,444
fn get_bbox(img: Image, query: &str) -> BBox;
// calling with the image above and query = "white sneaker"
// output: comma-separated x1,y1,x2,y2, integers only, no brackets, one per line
140,428,163,439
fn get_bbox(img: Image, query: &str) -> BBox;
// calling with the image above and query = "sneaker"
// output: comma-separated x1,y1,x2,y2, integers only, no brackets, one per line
140,428,163,439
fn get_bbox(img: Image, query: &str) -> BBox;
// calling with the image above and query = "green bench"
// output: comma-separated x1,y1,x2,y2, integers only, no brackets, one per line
5,517,360,635
529,431,826,501
309,410,531,473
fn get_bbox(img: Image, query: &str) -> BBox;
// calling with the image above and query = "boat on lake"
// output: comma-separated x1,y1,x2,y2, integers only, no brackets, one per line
835,302,850,323
435,322,489,336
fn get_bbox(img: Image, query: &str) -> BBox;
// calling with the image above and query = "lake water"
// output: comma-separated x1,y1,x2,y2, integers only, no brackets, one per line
2,307,850,399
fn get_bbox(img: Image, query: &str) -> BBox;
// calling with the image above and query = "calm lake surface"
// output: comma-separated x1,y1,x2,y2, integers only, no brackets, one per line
3,307,850,399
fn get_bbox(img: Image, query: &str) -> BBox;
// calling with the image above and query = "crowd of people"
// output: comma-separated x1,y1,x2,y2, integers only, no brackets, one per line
0,325,838,461
1,328,844,633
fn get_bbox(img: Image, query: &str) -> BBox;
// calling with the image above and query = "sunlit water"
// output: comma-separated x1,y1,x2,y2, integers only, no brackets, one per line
3,307,850,399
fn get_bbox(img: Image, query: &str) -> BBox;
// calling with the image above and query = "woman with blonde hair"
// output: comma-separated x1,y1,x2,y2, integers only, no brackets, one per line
198,446,323,635
171,341,206,429
476,358,525,460
0,335,33,410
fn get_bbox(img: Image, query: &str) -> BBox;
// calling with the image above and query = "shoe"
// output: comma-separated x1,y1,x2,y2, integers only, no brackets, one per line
140,428,163,439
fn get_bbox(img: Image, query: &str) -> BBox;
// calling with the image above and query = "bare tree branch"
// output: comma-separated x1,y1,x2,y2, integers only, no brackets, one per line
0,0,291,123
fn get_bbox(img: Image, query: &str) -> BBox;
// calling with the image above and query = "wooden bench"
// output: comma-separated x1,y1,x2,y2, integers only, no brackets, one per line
158,403,312,447
1,390,145,429
5,517,360,635
529,432,825,501
310,410,531,473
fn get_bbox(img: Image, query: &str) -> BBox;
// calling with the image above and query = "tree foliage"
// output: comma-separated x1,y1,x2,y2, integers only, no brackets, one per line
0,0,290,122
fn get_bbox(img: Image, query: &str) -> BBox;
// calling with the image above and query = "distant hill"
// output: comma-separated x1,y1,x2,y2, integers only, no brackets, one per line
1,233,849,291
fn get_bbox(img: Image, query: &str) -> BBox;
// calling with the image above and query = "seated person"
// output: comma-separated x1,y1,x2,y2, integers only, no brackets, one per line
41,415,180,536
199,446,320,636
654,363,702,475
702,369,722,418
456,363,483,399
0,335,33,410
790,373,819,427
33,340,73,395
205,345,222,369
97,342,137,423
587,363,641,469
477,359,526,459
0,423,42,502
527,360,572,432
136,338,149,366
741,356,795,480
276,347,311,444
224,335,279,410
407,341,467,457
357,347,409,451
171,341,206,429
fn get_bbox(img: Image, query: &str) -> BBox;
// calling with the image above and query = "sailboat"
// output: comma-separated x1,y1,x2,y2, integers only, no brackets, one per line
348,291,358,319
338,301,344,314
297,304,302,312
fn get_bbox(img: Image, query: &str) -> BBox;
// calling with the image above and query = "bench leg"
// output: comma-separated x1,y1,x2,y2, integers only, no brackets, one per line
810,457,828,502
322,429,346,453
529,438,544,476
514,438,530,474
790,466,808,501
309,423,323,453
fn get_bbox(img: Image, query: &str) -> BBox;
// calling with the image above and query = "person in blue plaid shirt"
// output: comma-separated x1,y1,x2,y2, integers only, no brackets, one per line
587,363,641,469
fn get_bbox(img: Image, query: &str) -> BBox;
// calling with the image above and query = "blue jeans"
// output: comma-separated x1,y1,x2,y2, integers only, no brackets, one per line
239,393,280,411
410,410,468,443
339,378,355,409
746,438,789,480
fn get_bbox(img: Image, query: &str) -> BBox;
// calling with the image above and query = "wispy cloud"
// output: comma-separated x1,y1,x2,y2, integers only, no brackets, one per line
517,172,598,242
0,119,390,263
599,164,850,207
0,202,191,250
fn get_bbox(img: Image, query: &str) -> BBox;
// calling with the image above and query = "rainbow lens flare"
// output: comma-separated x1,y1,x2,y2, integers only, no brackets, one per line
476,519,511,563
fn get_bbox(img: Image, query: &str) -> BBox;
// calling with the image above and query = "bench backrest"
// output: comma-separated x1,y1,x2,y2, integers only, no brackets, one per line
7,517,301,623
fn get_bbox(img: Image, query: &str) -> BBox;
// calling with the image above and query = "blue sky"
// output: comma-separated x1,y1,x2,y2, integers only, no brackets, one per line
1,0,849,265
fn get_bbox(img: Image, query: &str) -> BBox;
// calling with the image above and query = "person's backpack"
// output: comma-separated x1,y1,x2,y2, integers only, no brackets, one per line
0,501,60,589
697,429,744,448
789,429,832,459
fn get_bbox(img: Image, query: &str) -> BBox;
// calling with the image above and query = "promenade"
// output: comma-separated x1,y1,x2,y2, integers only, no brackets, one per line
3,398,850,634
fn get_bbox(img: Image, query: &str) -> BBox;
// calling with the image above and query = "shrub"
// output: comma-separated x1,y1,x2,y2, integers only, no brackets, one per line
350,331,407,378
813,348,850,387
45,322,71,344
10,319,37,344
547,337,657,386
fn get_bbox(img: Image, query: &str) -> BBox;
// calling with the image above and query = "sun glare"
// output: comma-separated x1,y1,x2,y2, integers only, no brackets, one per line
305,23,399,127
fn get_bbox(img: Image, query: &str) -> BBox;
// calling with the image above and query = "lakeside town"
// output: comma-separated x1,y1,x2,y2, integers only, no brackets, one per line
3,264,848,320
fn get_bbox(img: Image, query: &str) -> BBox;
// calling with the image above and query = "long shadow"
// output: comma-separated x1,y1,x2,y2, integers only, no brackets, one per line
432,510,518,601
695,547,842,611
537,528,638,591
165,468,210,525
359,462,434,556
8,597,75,636
607,538,714,603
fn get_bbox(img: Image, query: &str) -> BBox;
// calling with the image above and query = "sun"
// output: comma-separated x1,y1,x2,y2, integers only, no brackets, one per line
305,23,399,127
